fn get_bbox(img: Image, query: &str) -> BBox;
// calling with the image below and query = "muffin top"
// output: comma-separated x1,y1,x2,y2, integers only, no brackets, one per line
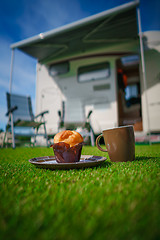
53,130,83,147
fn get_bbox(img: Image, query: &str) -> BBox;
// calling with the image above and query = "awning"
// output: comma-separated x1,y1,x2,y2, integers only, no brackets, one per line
11,0,139,64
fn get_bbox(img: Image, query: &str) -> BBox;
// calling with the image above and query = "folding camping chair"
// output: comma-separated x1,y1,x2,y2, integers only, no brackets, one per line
3,92,49,148
76,110,95,146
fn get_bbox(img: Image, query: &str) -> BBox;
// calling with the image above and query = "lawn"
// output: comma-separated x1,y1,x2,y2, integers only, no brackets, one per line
0,144,160,240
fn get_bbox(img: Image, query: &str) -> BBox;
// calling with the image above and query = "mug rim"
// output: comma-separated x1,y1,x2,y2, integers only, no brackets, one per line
102,125,133,133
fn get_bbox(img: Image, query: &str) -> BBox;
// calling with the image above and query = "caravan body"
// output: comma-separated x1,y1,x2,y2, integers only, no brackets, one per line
35,30,160,136
10,1,160,137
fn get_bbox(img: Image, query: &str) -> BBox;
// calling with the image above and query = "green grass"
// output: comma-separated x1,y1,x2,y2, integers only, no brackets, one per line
0,145,160,240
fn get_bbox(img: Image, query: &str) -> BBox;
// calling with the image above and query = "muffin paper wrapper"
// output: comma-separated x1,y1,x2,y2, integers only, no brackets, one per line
50,142,84,163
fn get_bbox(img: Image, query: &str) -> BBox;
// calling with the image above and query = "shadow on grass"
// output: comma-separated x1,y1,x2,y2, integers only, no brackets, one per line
135,156,158,161
74,160,112,171
97,160,112,169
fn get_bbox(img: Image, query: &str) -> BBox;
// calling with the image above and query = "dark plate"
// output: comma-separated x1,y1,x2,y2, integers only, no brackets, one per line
29,155,106,170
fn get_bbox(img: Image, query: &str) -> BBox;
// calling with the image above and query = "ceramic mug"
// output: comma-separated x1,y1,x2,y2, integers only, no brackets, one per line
96,125,135,162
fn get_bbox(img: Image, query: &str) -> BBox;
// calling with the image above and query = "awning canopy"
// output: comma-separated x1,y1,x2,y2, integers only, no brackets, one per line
11,0,139,64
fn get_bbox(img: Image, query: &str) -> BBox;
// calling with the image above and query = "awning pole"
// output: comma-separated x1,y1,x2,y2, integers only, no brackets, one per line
9,49,15,94
137,6,151,144
9,49,16,148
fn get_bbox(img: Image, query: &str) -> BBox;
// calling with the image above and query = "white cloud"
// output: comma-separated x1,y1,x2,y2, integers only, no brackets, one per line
0,103,8,129
0,37,11,81
0,37,37,130
16,0,88,38
13,51,36,84
0,37,11,130
0,78,9,89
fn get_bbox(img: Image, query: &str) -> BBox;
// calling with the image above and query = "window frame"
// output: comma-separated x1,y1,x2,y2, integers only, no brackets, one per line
77,62,110,83
49,61,69,77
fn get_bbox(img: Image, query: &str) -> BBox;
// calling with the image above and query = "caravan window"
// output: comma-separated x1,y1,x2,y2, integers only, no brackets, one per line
78,62,110,83
49,62,69,77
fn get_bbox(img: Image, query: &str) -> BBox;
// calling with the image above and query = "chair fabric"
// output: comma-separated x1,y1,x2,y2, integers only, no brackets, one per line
3,92,49,148
7,93,34,122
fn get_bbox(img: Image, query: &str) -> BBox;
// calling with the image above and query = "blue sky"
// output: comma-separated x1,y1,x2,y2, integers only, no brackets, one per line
0,0,160,131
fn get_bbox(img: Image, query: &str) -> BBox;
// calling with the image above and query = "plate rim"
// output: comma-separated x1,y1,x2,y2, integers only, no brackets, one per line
28,155,106,169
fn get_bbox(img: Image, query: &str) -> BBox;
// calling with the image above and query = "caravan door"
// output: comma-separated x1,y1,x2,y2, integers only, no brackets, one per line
116,56,142,131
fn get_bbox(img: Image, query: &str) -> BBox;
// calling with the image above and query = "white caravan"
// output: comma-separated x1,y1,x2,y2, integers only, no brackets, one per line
10,1,160,139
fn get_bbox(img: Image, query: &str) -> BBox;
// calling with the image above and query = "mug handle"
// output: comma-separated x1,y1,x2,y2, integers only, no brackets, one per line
96,134,108,152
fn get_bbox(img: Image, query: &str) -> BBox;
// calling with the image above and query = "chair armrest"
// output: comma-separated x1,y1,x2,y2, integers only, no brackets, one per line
6,106,18,116
34,110,49,119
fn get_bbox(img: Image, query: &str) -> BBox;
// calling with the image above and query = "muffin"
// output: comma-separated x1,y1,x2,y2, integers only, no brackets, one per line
50,130,84,163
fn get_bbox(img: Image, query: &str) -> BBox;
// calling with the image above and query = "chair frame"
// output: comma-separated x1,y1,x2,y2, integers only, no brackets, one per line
58,110,95,146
